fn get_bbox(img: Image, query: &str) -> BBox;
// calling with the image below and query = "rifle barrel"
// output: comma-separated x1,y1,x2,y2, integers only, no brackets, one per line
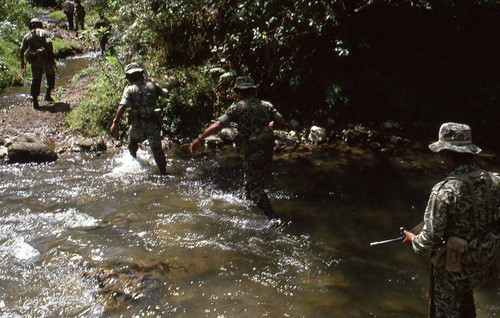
369,235,404,247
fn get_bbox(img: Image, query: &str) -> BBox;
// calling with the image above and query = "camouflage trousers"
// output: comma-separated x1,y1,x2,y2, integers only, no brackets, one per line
31,63,55,99
65,12,74,30
128,121,166,175
433,266,489,317
242,129,274,208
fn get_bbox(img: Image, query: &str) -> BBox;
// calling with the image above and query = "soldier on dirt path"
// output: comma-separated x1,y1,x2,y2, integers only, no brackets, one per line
20,18,57,110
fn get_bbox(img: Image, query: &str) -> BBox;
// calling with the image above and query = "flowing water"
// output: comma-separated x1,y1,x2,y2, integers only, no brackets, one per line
0,53,498,317
0,145,498,317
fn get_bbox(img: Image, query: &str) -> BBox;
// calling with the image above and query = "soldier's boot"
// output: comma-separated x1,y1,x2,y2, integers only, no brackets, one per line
257,198,278,220
32,97,40,110
44,88,54,102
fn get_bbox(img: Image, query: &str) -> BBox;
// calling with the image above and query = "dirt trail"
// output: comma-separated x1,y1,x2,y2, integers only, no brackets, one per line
0,21,94,149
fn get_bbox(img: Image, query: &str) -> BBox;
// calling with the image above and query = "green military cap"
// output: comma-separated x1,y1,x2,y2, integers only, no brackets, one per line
29,18,43,30
125,62,144,75
234,76,256,89
429,122,481,154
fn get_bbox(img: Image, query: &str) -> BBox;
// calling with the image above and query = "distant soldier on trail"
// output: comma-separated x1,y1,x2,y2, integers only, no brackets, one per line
403,122,500,318
93,11,111,55
20,18,57,110
109,63,169,175
74,0,86,31
63,0,75,31
189,76,286,220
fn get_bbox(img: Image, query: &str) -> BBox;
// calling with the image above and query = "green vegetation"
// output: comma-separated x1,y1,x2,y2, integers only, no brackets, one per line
52,37,83,57
65,57,124,136
0,0,35,89
2,0,500,151
47,10,66,22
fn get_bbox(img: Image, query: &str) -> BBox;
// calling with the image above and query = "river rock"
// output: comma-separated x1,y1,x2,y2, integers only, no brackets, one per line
219,127,240,142
7,133,58,163
0,146,7,159
308,126,326,143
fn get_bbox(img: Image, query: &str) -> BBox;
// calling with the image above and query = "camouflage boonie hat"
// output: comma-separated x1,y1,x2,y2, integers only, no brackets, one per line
29,18,43,29
429,122,481,154
124,63,144,75
234,76,256,89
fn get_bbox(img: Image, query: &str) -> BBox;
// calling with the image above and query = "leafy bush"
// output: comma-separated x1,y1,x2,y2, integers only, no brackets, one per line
65,57,124,136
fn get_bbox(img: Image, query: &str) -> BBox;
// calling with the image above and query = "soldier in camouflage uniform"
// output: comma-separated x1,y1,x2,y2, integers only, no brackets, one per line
189,76,286,219
74,0,85,31
63,0,75,31
109,63,169,175
403,123,500,318
20,18,56,110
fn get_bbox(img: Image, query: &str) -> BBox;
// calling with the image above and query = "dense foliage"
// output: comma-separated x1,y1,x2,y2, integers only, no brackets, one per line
2,0,500,149
91,0,498,148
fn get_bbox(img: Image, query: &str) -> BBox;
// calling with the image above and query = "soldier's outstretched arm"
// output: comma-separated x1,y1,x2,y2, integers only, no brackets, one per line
109,104,126,136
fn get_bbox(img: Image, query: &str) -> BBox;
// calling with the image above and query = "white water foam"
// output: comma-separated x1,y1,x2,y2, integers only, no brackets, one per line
105,149,157,178
0,237,40,264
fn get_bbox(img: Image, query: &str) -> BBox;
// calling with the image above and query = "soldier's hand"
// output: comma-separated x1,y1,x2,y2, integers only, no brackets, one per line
189,138,202,155
109,123,117,137
402,230,415,245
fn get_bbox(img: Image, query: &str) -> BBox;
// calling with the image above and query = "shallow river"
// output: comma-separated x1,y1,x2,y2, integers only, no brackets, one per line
0,144,498,317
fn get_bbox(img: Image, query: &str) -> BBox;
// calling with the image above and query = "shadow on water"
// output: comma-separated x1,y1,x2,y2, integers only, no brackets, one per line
0,142,498,316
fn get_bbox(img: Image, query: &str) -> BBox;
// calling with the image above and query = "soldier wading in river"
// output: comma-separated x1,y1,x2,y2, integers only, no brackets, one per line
109,63,169,175
20,18,56,110
190,76,286,219
403,122,500,318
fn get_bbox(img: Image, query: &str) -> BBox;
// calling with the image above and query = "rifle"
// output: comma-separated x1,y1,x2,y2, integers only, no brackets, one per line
275,134,300,145
370,222,424,247
370,227,405,246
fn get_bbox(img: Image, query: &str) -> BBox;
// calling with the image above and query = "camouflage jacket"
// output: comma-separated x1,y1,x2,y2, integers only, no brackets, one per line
412,163,500,266
119,79,168,124
64,0,74,13
20,29,54,66
218,96,283,138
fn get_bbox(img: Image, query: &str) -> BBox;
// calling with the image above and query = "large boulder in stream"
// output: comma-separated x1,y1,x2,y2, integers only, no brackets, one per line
7,133,58,163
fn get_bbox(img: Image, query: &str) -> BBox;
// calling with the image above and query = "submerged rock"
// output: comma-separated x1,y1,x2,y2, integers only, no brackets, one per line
7,133,58,163
308,126,327,143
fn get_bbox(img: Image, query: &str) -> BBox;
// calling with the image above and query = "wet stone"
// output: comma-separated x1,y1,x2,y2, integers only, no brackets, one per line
7,133,58,163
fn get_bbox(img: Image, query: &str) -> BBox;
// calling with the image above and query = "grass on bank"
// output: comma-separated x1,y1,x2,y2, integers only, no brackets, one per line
0,39,25,89
65,56,124,137
47,10,66,22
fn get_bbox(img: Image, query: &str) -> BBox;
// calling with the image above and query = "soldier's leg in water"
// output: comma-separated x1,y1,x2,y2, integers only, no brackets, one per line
31,65,43,109
128,139,139,158
45,69,55,101
244,160,277,219
148,135,167,175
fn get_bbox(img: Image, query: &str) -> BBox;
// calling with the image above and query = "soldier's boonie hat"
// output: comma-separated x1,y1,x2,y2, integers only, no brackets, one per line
234,76,256,89
429,122,481,154
29,18,43,29
124,63,144,75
